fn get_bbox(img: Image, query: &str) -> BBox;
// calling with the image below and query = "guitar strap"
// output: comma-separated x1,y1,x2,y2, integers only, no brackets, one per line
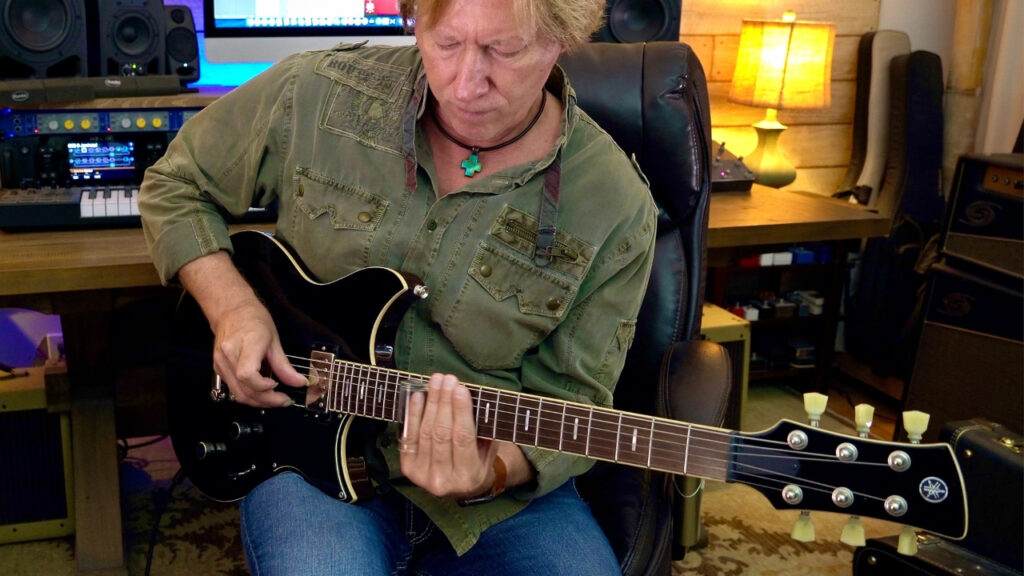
534,148,562,267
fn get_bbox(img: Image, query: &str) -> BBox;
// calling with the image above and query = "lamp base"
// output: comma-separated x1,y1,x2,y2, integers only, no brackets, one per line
746,112,796,188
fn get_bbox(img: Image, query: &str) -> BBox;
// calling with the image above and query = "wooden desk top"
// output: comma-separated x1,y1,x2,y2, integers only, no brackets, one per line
707,186,889,249
0,187,888,298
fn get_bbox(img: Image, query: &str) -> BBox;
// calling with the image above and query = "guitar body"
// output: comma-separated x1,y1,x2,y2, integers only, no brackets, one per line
166,230,423,502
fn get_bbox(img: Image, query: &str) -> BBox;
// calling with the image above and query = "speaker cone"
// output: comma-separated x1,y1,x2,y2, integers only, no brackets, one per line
4,0,71,52
608,0,668,43
113,12,155,56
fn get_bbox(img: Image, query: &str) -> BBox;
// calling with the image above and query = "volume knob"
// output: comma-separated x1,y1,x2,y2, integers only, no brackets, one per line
196,441,227,460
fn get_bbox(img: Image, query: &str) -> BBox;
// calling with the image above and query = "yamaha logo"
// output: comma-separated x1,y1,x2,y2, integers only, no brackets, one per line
919,476,949,503
11,90,30,103
104,78,123,88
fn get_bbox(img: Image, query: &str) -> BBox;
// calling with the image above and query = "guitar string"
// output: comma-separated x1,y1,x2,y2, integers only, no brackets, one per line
279,356,908,488
285,354,880,468
272,358,937,514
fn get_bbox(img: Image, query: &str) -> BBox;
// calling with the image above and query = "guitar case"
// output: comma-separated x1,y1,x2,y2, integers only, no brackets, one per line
853,534,1021,576
938,418,1024,572
834,31,911,204
843,51,944,382
835,32,877,201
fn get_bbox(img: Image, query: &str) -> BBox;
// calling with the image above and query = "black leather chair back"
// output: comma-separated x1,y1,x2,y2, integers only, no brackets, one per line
558,42,713,576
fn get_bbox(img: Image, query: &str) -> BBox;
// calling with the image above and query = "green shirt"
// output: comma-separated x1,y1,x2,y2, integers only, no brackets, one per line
139,43,657,555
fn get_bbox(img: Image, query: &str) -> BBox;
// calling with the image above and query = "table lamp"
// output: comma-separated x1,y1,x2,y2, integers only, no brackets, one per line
728,12,835,188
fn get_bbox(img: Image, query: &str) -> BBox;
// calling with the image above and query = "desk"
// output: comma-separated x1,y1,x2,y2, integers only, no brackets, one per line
0,223,271,575
0,188,885,574
706,186,890,390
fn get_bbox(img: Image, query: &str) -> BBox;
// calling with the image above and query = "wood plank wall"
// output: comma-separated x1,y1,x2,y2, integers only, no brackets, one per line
679,0,882,195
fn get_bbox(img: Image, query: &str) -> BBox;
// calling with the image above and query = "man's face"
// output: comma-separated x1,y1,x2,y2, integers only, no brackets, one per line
416,0,563,146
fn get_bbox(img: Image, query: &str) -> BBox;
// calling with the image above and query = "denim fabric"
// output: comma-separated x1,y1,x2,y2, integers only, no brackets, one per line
240,472,620,576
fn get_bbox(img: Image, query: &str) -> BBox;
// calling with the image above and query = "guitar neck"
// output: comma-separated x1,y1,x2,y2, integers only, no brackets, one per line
312,356,732,481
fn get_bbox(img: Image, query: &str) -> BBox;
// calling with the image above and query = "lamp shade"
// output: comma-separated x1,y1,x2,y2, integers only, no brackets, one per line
729,17,835,110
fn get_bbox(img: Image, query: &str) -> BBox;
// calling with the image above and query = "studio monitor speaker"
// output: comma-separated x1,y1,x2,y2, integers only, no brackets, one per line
593,0,681,43
94,0,165,77
0,0,88,79
164,5,199,86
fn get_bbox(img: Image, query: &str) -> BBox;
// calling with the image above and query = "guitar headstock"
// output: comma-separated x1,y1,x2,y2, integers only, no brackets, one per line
729,419,967,540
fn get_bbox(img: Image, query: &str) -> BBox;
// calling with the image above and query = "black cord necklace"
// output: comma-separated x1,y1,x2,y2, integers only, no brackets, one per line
429,91,547,177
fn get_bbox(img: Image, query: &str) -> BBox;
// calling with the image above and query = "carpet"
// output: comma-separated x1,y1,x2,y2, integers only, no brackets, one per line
0,383,903,575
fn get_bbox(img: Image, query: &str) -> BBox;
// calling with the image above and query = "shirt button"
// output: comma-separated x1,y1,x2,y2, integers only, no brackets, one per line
479,264,492,278
546,298,561,311
426,220,438,231
358,212,372,223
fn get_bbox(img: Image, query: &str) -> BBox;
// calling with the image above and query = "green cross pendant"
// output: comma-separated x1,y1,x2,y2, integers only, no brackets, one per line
461,150,482,177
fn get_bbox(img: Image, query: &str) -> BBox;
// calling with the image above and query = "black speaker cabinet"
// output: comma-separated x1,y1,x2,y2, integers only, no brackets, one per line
164,4,198,86
903,259,1024,442
943,153,1024,278
0,368,74,544
0,0,88,79
593,0,681,43
94,0,166,77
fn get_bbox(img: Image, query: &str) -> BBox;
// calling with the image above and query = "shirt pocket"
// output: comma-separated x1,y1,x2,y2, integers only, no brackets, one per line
438,241,579,370
288,167,389,272
315,51,410,155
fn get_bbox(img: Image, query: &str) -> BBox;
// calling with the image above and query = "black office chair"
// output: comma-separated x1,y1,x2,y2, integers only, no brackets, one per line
559,42,733,576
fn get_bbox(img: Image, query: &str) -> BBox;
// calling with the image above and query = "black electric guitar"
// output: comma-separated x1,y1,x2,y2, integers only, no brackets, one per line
167,230,968,540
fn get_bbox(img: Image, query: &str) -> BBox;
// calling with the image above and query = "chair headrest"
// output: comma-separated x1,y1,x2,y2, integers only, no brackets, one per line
558,41,712,227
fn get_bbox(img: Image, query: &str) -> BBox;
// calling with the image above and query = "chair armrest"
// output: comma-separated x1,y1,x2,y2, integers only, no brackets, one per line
659,340,732,428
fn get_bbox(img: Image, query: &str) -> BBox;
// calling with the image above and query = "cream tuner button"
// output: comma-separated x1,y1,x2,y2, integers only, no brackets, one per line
120,118,132,129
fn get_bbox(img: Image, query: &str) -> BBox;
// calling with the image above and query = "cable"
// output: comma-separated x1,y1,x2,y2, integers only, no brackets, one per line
145,466,187,576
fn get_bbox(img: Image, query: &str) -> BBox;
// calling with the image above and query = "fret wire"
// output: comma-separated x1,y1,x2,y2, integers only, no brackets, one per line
585,406,594,456
326,359,336,412
647,418,655,468
614,412,623,462
512,394,521,444
493,390,501,439
684,424,692,475
559,403,566,452
534,398,542,446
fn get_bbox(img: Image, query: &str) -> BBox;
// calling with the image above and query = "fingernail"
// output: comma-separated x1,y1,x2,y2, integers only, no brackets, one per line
443,378,455,391
455,385,468,399
281,399,295,408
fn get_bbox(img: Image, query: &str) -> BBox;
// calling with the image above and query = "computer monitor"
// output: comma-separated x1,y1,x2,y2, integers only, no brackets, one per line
203,0,417,64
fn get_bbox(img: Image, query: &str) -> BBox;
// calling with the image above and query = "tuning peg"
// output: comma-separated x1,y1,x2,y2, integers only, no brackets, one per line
840,516,866,546
791,510,815,542
854,404,875,438
897,525,919,555
903,410,930,444
803,392,829,428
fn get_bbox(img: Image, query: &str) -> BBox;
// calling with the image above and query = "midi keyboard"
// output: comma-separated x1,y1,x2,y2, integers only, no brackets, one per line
0,187,274,229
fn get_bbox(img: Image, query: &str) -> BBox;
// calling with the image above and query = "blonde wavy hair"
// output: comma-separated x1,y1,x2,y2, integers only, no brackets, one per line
398,0,605,52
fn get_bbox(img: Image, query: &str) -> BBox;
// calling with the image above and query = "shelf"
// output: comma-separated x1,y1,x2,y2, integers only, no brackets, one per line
747,315,825,328
750,366,816,382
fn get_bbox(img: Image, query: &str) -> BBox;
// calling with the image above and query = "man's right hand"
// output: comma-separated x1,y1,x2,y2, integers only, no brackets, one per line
178,251,306,408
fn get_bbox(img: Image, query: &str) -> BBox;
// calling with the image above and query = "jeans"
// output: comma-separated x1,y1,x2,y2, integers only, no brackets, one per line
240,472,621,576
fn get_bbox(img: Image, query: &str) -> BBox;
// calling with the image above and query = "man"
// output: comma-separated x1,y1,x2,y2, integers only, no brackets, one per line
140,0,657,573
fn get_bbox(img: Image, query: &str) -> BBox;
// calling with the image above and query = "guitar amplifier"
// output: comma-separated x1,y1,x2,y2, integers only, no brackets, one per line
699,303,750,430
942,153,1023,279
0,368,74,544
903,258,1023,441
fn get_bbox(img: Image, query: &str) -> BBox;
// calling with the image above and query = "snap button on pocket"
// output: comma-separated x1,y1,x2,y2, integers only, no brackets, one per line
479,264,492,278
546,298,561,311
426,220,438,231
358,211,372,223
